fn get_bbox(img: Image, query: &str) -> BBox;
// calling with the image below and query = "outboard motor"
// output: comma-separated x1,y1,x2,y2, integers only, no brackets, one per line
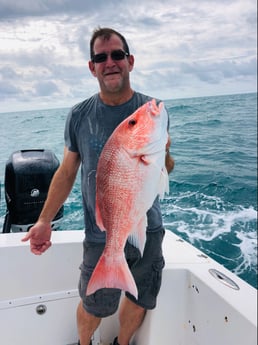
2,149,63,233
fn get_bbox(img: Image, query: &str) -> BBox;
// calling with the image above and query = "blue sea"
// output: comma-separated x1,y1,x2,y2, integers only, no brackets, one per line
0,92,257,289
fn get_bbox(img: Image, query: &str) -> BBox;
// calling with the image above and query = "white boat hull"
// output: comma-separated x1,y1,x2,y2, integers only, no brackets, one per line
0,230,257,344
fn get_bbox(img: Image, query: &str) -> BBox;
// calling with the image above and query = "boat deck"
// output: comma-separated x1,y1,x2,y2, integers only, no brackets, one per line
0,230,257,345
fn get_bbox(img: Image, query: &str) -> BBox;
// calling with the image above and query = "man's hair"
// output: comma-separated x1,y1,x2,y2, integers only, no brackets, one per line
90,27,130,60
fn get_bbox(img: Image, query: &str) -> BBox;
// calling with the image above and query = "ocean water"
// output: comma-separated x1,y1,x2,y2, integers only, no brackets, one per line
0,92,257,289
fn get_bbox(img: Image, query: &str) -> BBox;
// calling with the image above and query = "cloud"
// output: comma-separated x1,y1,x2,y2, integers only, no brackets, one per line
180,56,257,84
0,0,92,18
34,80,59,96
0,0,256,112
0,81,20,100
0,0,129,20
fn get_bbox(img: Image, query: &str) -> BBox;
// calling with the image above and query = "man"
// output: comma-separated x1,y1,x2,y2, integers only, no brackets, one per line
22,27,174,345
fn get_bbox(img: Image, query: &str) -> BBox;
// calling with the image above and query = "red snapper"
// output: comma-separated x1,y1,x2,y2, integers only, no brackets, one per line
86,99,169,299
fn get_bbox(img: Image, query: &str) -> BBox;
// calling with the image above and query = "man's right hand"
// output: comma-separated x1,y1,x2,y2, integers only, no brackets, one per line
21,221,52,255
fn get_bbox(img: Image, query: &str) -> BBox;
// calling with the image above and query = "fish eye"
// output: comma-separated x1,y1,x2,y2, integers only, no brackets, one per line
128,119,137,126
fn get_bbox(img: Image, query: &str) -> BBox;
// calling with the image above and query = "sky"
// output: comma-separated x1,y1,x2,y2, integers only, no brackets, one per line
0,0,257,112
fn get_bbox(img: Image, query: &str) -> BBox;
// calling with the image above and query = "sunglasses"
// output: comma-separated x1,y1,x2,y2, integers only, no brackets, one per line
92,49,129,63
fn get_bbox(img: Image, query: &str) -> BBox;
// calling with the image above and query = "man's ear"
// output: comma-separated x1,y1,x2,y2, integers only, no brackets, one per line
89,60,97,77
128,54,135,72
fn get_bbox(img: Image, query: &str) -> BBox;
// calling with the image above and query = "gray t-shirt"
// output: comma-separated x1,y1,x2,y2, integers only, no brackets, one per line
65,91,164,242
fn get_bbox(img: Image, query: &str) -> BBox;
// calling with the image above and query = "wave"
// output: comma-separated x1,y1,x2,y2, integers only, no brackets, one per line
163,204,257,240
234,230,257,275
177,119,222,129
168,104,197,114
161,189,257,287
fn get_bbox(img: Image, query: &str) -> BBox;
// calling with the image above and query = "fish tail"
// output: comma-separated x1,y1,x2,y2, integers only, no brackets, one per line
86,253,138,299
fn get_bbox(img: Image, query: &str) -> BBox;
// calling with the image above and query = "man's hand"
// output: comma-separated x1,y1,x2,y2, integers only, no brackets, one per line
21,221,52,255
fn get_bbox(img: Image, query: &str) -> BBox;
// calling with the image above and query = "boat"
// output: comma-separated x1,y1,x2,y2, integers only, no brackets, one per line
0,149,257,344
0,229,257,345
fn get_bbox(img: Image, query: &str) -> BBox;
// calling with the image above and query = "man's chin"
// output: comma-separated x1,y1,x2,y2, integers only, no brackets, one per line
104,80,123,93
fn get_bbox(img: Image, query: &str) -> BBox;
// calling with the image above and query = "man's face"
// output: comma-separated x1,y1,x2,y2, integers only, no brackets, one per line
89,34,134,95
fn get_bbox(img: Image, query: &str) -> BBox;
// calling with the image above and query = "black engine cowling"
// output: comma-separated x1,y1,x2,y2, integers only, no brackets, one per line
3,149,63,232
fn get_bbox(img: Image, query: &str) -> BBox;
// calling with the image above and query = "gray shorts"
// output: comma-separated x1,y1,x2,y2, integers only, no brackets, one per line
78,228,165,318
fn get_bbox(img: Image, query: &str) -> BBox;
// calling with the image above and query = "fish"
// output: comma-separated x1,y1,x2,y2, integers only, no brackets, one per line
86,99,169,299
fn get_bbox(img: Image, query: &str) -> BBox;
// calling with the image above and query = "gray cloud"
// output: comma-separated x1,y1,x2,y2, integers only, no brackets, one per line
0,66,20,79
0,81,20,100
34,80,59,96
180,56,257,83
0,0,97,18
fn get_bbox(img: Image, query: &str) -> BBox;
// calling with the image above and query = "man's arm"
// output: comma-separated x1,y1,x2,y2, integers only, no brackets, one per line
22,147,81,254
166,151,174,174
166,135,175,174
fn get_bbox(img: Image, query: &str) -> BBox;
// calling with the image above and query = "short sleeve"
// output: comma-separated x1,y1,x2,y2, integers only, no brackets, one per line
64,108,78,152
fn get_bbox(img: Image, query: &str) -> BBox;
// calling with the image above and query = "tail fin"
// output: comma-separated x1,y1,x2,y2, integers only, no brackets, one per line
86,253,138,299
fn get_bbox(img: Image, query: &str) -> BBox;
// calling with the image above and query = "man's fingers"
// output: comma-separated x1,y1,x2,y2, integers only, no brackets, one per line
30,240,52,255
21,232,31,242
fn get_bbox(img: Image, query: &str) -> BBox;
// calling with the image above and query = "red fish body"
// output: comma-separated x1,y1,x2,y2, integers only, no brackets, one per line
86,99,169,299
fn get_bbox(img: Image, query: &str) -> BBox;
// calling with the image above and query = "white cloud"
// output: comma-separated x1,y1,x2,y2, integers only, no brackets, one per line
0,0,256,112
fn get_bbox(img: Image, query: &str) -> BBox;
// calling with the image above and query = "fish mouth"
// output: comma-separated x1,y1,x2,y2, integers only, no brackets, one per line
148,100,164,117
